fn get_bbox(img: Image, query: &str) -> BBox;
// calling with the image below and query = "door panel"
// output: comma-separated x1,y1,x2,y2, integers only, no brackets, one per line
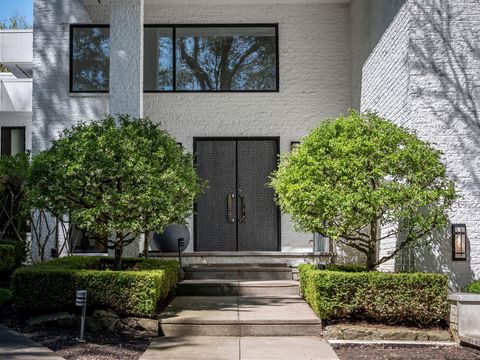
237,140,279,251
195,140,237,251
195,138,279,252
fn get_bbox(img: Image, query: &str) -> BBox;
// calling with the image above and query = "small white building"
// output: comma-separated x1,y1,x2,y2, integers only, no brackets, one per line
28,0,480,290
0,30,32,155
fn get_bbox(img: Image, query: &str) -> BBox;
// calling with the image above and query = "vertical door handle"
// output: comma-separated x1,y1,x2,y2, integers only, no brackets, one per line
240,195,246,222
227,193,236,223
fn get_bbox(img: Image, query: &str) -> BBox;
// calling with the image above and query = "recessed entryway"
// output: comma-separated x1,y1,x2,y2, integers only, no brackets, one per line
194,138,280,252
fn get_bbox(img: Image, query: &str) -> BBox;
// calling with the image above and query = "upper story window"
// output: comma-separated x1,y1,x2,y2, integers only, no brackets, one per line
70,25,110,92
1,127,25,156
70,24,278,93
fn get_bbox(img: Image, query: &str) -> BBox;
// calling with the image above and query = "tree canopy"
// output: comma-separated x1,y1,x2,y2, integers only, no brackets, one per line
28,115,203,269
270,111,457,270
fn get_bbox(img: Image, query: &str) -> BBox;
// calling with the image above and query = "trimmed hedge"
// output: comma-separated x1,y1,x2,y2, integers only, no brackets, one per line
11,256,178,317
0,244,16,273
299,264,449,326
324,264,367,273
465,280,480,294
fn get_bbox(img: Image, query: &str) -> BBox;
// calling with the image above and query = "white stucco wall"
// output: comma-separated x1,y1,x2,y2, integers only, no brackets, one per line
33,0,352,253
360,0,480,289
109,0,144,118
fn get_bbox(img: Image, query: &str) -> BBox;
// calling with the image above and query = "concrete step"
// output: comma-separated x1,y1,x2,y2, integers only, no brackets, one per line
184,265,293,281
159,296,322,337
178,280,300,296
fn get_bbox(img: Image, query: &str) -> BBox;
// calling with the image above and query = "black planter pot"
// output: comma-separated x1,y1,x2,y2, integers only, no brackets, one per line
153,224,190,252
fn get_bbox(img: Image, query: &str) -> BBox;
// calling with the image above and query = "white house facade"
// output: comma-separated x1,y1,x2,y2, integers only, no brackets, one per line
30,0,480,289
0,30,32,156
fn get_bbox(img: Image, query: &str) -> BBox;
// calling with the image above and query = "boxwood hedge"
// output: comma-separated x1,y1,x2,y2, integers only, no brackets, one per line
11,256,178,317
299,264,449,326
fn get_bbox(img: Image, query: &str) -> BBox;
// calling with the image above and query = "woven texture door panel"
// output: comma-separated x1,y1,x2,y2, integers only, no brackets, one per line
237,140,279,251
195,140,237,251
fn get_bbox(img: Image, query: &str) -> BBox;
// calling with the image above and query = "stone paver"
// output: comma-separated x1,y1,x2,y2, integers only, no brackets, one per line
141,336,339,360
0,324,64,360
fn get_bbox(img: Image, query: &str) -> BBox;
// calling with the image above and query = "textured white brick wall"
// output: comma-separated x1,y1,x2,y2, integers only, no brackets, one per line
360,0,480,288
34,0,352,253
350,0,406,109
33,0,109,153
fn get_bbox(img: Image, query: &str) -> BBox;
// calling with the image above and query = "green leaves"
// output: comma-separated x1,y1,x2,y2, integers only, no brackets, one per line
299,264,449,325
271,111,457,269
28,115,204,251
11,257,179,316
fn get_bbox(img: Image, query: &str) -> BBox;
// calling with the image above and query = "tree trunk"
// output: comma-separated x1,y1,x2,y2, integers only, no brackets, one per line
114,237,124,271
366,219,379,271
143,231,149,259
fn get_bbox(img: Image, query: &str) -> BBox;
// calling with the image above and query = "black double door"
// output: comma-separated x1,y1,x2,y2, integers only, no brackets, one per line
195,138,279,251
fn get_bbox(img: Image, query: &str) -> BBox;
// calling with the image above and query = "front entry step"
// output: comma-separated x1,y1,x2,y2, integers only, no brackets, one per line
158,296,322,337
178,280,299,296
184,264,293,281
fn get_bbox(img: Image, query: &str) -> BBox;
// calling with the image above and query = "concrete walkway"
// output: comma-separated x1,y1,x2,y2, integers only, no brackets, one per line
0,324,64,360
141,264,339,359
142,336,339,360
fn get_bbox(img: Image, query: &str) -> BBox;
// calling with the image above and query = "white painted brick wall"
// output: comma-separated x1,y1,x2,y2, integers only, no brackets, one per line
360,0,480,288
33,0,352,253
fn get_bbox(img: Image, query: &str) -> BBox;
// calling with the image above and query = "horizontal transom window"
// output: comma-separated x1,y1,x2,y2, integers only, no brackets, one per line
70,24,279,93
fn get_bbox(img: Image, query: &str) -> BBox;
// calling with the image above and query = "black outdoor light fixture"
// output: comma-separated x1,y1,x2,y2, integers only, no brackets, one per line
452,224,467,261
290,141,300,150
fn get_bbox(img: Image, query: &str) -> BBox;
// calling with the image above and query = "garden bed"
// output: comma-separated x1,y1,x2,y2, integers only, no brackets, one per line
324,322,451,341
333,343,480,360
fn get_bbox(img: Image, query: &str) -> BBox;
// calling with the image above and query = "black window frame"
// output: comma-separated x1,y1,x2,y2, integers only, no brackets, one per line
1,126,26,156
69,24,110,94
70,23,280,93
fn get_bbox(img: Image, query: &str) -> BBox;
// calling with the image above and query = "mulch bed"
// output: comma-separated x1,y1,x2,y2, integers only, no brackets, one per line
25,327,150,360
333,344,480,360
1,305,150,360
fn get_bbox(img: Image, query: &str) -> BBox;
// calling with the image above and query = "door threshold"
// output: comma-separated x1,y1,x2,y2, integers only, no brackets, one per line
148,251,332,257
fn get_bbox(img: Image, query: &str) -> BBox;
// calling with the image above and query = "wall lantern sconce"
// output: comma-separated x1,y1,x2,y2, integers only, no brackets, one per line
452,224,467,261
290,141,300,150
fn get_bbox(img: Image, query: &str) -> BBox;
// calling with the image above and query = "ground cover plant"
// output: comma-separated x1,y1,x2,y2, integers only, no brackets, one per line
465,279,480,294
271,111,457,270
299,264,449,326
11,256,179,317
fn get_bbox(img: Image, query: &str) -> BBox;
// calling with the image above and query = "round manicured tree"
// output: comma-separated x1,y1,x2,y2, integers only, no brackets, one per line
270,111,457,270
28,115,203,270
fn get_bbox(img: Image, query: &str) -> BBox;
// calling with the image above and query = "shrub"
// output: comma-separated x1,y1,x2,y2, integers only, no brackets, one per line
11,256,178,317
324,264,367,273
0,288,12,306
0,244,16,274
299,264,449,326
270,111,457,270
465,280,480,294
28,115,203,269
